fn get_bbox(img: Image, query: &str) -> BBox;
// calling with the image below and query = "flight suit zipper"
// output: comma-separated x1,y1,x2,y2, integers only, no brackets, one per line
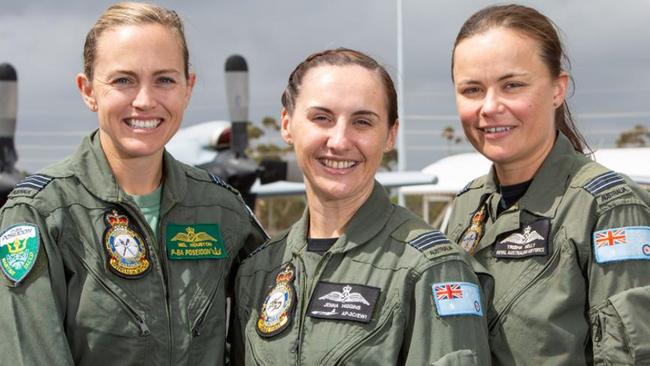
322,298,400,365
120,200,174,365
488,243,562,331
295,251,332,365
190,272,225,337
71,250,151,337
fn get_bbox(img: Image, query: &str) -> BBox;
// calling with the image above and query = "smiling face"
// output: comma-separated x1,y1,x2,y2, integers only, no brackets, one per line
77,23,195,162
281,65,398,204
452,27,567,184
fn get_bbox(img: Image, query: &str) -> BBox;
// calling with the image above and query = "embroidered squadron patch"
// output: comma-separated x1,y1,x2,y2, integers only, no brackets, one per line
593,226,650,264
257,263,296,337
432,282,483,317
103,210,150,278
494,219,550,258
0,224,39,285
459,204,487,255
166,224,227,260
307,282,380,324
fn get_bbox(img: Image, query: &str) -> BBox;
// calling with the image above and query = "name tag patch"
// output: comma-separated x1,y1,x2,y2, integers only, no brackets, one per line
594,226,650,263
166,224,227,260
494,219,550,258
307,282,380,324
432,282,483,317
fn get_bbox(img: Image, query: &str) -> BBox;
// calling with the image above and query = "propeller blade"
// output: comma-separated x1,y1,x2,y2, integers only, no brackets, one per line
225,55,249,156
0,63,18,173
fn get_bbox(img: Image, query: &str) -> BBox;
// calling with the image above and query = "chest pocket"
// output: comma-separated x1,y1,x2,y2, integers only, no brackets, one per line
318,291,402,366
242,289,402,366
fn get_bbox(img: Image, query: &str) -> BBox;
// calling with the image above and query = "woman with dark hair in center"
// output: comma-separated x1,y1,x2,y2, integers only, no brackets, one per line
231,48,491,365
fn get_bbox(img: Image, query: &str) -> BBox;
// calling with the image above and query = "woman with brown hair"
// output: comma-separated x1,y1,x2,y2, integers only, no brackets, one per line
446,4,650,364
231,48,491,365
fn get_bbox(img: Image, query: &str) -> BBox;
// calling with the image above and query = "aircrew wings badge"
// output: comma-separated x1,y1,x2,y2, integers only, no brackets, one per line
257,263,296,337
432,282,483,317
103,209,151,279
0,224,40,285
593,226,650,263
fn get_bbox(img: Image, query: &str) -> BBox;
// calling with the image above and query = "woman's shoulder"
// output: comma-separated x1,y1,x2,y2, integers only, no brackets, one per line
389,206,466,267
238,230,290,274
569,159,650,210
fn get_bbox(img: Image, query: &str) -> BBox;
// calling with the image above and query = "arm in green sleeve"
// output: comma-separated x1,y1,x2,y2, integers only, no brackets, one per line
587,203,650,364
402,257,491,365
0,203,74,365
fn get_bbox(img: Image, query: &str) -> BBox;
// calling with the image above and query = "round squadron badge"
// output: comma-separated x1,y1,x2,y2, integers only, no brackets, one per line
257,263,296,338
103,209,150,279
459,205,486,255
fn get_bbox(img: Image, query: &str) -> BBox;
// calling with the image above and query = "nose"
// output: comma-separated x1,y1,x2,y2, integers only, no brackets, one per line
132,84,157,110
326,118,352,151
480,89,503,117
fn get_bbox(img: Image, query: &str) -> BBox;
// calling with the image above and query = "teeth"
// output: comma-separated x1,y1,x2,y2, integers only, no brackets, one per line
484,126,512,133
321,159,356,169
126,119,161,129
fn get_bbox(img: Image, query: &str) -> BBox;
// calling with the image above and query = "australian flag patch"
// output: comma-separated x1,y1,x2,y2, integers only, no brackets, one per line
593,226,650,263
432,282,483,317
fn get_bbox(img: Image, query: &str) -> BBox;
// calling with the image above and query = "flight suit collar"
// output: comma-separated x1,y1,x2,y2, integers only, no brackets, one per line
518,132,579,218
287,181,395,257
71,130,187,206
475,132,580,252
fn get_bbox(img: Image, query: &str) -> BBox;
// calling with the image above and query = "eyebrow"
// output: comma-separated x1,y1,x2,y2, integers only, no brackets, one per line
307,106,380,119
457,72,529,85
110,69,181,77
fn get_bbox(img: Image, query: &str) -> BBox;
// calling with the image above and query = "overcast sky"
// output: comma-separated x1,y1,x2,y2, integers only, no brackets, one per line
2,0,650,171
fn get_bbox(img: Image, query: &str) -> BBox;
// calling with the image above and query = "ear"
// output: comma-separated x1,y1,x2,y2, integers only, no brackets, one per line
183,73,197,108
280,108,293,145
553,71,569,108
384,119,399,152
76,73,97,112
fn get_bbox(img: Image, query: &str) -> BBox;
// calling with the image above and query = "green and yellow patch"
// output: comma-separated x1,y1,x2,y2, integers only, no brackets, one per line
166,224,227,260
0,224,40,285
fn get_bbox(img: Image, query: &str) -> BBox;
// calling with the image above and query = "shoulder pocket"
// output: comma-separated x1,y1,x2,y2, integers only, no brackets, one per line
590,286,650,364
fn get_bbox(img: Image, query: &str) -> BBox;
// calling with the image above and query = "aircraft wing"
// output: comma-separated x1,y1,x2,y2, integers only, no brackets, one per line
400,147,650,197
251,171,437,198
166,121,230,166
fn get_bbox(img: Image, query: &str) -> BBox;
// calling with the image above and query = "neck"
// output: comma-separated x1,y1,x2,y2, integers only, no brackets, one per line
495,138,555,186
306,182,373,238
100,135,163,196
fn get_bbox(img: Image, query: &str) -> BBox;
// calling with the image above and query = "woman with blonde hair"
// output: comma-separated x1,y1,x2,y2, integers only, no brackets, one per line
0,3,266,365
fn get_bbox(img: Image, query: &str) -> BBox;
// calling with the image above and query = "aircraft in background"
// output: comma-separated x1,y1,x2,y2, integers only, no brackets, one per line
0,57,435,206
165,55,436,205
400,148,650,231
0,63,25,206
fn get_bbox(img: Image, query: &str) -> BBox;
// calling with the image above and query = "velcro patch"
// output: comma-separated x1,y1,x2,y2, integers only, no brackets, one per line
584,171,625,195
409,231,451,252
166,223,228,260
9,174,53,197
593,226,650,264
0,224,40,285
494,219,550,258
307,282,380,324
432,282,483,317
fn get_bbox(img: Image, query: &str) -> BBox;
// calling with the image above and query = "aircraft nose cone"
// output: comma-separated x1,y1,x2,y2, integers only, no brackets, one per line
0,63,17,81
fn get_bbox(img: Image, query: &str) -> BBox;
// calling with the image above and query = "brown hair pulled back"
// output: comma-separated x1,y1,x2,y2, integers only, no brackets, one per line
451,4,588,153
281,48,398,127
83,2,190,80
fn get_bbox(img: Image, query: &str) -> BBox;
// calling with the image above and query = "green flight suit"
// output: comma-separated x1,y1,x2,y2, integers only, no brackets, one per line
0,131,267,366
446,133,650,365
231,182,491,365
